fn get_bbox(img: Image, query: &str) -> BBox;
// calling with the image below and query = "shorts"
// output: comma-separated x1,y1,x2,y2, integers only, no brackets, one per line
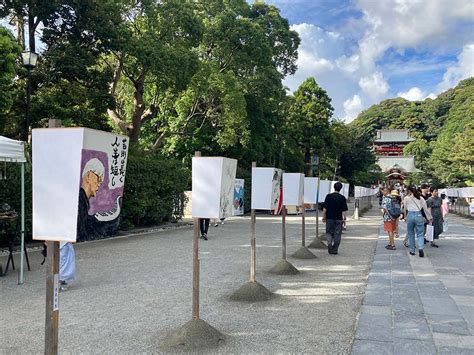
384,219,396,232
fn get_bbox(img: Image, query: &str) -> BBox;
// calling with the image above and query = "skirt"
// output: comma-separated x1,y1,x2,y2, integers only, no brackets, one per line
384,219,396,232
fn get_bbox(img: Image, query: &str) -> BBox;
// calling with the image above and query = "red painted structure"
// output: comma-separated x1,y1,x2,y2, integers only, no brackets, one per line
374,130,418,184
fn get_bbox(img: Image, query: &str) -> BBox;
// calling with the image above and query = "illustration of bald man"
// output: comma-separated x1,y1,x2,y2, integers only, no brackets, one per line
77,158,105,241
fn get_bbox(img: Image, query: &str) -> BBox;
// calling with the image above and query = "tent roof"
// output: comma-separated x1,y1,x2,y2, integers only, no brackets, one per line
0,136,26,163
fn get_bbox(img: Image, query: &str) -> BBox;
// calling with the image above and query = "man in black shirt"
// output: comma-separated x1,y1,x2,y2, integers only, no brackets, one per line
420,183,431,244
323,182,348,254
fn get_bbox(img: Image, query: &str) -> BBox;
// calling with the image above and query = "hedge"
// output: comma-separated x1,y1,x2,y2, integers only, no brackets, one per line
120,153,190,229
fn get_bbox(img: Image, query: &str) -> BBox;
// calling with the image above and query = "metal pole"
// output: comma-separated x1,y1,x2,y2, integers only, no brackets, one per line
25,68,31,141
192,151,201,320
18,162,25,284
45,119,61,355
250,161,257,283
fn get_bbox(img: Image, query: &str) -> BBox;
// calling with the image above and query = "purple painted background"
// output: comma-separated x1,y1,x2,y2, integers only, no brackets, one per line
80,149,124,215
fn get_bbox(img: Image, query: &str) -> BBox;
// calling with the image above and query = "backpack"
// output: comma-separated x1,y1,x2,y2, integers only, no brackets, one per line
388,197,402,218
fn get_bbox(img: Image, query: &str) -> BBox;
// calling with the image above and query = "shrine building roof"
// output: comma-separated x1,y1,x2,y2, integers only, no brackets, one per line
374,129,415,143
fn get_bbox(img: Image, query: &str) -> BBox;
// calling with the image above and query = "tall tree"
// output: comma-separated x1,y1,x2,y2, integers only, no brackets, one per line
285,77,333,175
0,0,60,51
106,0,202,145
0,25,21,134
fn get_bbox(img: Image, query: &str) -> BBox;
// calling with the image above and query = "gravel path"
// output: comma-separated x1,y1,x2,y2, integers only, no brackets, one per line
1,207,381,354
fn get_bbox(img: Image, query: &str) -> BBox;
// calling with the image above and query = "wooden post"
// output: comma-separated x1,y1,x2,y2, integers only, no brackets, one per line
250,162,257,283
302,205,306,247
192,151,201,320
45,119,61,355
282,206,287,260
250,209,256,282
316,165,320,239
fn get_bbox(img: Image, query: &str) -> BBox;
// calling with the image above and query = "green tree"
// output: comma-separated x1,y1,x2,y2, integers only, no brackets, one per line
0,26,21,134
451,121,474,176
106,0,202,145
285,77,333,175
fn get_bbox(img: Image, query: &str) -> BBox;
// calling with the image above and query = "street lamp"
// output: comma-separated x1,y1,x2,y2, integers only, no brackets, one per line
21,51,38,141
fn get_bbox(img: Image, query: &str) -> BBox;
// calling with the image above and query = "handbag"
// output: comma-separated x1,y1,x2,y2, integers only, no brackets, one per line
412,197,428,222
426,224,434,241
443,219,449,232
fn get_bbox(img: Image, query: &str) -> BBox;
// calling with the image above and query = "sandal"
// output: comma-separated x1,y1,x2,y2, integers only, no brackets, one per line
430,242,439,248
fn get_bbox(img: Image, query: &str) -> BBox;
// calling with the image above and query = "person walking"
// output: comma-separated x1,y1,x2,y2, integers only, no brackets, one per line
381,188,397,250
420,183,431,244
322,182,348,255
403,186,432,257
440,192,449,217
427,187,444,248
59,241,75,291
199,218,210,240
393,189,402,238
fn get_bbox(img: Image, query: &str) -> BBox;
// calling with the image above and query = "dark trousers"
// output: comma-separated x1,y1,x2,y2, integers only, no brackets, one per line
199,218,210,236
326,219,343,253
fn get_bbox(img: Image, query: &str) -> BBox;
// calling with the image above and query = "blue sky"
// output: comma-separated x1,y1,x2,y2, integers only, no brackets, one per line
262,0,474,121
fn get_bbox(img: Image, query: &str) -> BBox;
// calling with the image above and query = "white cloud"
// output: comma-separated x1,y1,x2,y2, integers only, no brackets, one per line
358,72,389,100
438,43,474,91
343,95,363,122
397,87,426,101
356,0,473,49
283,1,473,122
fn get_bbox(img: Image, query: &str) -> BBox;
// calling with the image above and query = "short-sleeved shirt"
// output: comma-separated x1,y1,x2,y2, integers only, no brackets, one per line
323,192,348,220
382,196,393,221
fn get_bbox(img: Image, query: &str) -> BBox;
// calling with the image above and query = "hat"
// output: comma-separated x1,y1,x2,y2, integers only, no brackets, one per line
391,190,399,196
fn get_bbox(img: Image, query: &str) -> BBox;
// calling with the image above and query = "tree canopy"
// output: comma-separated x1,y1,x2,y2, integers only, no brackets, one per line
351,77,474,186
1,0,472,191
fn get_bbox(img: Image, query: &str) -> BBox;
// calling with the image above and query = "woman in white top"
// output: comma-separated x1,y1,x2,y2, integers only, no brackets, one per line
403,186,433,257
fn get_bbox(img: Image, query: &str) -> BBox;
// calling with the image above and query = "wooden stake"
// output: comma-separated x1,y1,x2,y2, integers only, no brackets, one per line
250,161,257,282
192,217,200,320
192,151,201,320
45,119,61,355
250,209,256,282
316,166,320,239
45,241,59,355
282,206,287,260
302,205,306,247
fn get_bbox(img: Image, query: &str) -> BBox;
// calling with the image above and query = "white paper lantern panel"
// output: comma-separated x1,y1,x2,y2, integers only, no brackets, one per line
318,180,331,203
251,167,282,210
233,179,245,216
343,183,349,199
192,157,237,219
304,177,319,204
283,173,304,206
33,128,130,242
464,187,474,198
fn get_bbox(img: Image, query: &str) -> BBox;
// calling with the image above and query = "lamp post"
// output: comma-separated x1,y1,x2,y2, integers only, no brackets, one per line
21,51,38,142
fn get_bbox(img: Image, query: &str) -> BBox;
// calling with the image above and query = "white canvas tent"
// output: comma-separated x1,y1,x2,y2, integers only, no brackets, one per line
0,136,27,284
